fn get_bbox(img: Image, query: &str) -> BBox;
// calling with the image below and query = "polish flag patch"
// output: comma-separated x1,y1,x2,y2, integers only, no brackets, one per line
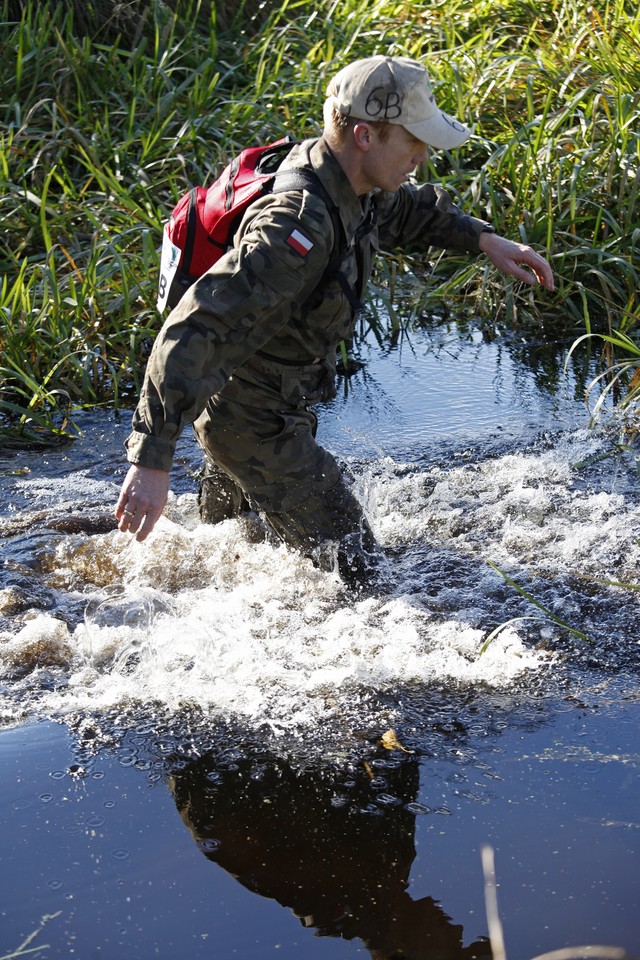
286,229,314,256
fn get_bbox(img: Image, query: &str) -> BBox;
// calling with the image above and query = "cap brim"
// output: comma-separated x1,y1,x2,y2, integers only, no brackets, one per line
404,110,471,149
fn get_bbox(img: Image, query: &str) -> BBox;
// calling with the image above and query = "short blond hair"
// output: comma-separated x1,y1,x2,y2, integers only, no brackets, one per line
323,102,392,145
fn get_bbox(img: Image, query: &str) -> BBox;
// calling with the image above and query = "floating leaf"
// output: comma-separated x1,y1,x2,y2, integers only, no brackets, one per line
379,729,414,753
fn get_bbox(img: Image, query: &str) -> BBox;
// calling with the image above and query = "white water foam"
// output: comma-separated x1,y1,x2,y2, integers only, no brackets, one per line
1,512,547,730
2,429,637,731
364,428,639,582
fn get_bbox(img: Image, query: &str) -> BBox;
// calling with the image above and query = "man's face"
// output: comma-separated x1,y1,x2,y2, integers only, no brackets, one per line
361,123,430,193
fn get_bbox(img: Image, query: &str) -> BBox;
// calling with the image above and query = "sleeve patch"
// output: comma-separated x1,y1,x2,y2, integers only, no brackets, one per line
286,229,314,256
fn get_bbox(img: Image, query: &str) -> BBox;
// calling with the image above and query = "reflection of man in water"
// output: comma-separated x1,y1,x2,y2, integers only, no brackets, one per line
169,749,491,959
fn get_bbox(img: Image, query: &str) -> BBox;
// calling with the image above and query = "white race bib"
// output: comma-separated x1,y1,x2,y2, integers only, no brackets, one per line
156,224,182,312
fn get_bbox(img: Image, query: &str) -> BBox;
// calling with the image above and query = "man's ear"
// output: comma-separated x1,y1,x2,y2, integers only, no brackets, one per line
352,121,372,151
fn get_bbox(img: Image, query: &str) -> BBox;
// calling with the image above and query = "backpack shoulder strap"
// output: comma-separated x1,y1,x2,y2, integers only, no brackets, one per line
270,168,344,250
269,166,364,313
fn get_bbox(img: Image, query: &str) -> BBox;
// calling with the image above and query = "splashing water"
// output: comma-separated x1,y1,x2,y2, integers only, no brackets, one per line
3,419,637,736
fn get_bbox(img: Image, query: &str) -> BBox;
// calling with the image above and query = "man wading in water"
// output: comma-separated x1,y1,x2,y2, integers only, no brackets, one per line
115,55,554,589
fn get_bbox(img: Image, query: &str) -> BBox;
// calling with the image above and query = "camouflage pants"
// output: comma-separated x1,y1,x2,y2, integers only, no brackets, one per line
192,360,383,589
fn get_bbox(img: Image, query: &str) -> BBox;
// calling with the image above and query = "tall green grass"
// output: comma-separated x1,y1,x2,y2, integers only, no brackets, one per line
1,0,639,443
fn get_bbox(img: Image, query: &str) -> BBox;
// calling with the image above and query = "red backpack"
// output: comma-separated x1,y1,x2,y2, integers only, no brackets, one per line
157,137,351,312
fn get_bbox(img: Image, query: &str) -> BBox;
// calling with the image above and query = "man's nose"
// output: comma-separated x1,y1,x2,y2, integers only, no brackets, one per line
413,143,429,165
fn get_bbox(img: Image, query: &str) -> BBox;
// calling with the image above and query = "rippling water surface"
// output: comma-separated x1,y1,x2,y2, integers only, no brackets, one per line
1,324,638,959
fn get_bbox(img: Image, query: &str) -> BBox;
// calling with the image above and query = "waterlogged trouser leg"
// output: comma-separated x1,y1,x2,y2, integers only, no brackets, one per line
262,478,383,590
193,391,385,590
198,457,251,523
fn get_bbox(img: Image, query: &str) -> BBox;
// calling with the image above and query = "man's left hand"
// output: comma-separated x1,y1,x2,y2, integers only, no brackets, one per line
479,232,555,292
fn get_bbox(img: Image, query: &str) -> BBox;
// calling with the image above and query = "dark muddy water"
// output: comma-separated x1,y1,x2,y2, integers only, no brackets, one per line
1,322,639,960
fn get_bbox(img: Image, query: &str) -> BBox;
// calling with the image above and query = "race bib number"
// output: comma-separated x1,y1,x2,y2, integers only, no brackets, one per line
157,224,181,312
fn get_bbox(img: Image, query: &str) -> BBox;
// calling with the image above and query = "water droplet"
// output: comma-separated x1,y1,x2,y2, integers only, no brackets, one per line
369,776,387,790
376,792,401,806
86,815,105,827
118,753,137,767
62,823,82,836
197,838,221,853
405,801,432,815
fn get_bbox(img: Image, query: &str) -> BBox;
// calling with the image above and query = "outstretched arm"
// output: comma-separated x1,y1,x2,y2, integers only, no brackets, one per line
479,231,555,291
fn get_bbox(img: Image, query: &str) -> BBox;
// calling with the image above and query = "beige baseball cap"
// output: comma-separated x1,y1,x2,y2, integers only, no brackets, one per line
326,55,471,149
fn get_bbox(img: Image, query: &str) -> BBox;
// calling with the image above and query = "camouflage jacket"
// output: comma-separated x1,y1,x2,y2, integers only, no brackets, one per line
126,136,494,472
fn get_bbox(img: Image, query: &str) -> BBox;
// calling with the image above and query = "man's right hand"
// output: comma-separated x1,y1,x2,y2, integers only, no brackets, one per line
115,464,170,542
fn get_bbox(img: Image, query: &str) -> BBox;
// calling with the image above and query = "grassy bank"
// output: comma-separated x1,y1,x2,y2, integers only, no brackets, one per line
1,0,639,443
